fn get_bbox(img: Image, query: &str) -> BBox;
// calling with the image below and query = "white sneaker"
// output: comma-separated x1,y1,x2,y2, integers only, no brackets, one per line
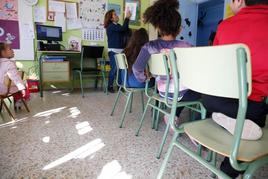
212,112,263,140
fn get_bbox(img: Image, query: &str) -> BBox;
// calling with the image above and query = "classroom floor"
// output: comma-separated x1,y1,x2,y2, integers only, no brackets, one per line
0,90,267,179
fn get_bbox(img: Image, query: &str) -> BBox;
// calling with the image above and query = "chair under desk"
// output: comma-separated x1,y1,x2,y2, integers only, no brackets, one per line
37,47,107,97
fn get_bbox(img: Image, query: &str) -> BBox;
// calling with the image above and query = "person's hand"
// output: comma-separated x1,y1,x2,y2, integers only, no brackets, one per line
144,69,152,80
21,89,26,98
126,10,132,19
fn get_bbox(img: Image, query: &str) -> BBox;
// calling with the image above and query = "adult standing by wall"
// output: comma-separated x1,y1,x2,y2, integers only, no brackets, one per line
104,9,131,93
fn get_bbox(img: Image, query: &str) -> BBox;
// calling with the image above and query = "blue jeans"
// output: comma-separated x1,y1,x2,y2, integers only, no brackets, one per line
108,51,117,88
120,71,146,88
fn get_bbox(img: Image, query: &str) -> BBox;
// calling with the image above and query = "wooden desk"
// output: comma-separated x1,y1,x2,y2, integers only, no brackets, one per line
37,51,81,97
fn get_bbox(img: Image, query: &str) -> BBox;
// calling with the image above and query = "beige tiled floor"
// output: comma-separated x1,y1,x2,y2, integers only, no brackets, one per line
0,90,267,179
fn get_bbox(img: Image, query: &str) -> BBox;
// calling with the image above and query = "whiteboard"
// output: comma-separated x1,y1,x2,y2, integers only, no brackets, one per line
14,0,35,60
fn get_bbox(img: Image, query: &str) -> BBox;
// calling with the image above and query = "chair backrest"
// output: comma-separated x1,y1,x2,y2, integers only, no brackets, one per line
80,46,104,70
172,44,252,99
114,53,128,70
4,71,24,95
148,54,169,76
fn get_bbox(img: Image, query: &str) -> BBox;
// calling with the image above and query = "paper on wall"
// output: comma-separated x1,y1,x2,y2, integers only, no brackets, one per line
66,3,78,19
82,28,105,42
67,19,82,30
54,12,66,32
49,0,65,13
21,22,34,40
68,36,81,51
125,2,137,21
34,6,46,23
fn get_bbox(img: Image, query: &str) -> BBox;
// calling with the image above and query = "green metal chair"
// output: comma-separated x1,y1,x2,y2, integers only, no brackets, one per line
110,53,145,128
135,54,202,159
72,46,107,97
158,44,268,179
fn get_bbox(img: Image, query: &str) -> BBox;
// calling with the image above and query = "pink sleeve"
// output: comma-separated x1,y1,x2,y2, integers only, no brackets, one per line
6,61,25,91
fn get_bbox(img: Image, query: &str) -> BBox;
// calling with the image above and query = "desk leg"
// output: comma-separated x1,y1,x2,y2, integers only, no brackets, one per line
39,54,43,97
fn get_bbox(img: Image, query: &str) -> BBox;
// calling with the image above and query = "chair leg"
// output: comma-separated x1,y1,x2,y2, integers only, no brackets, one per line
141,91,144,112
78,72,84,98
210,152,217,178
110,87,122,116
0,100,3,112
156,120,170,159
244,156,268,179
154,102,162,131
129,93,133,113
157,132,179,179
2,100,15,121
71,72,75,92
136,98,152,136
152,100,159,129
21,99,30,112
119,92,132,128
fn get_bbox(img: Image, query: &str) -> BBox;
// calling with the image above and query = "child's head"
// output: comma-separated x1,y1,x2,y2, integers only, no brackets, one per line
0,42,14,59
231,0,268,14
143,0,181,38
123,28,149,71
104,9,119,28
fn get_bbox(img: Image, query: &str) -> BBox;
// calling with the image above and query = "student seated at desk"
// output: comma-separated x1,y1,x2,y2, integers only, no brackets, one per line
0,42,30,109
120,28,149,88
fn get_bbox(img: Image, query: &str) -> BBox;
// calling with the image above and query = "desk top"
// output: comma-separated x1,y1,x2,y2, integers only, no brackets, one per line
37,50,81,54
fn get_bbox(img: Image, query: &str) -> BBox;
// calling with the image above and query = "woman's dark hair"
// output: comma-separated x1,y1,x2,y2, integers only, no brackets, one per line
0,42,8,58
123,28,149,72
104,9,115,28
245,0,268,5
143,0,181,37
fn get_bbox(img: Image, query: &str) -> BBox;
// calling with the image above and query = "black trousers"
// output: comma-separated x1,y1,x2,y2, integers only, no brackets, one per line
176,90,267,178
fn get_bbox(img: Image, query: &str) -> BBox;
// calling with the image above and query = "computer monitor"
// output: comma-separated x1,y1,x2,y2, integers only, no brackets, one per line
36,25,62,43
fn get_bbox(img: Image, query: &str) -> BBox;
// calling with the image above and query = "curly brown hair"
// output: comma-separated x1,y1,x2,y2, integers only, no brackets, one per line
104,9,115,28
143,0,181,37
123,28,149,72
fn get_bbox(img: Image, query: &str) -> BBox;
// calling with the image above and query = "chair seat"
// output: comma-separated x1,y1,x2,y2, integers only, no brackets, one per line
184,119,268,162
72,67,101,73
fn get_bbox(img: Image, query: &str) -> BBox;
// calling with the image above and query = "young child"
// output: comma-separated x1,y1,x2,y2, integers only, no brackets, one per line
0,42,29,109
132,0,191,126
104,9,131,93
208,0,268,178
121,28,149,88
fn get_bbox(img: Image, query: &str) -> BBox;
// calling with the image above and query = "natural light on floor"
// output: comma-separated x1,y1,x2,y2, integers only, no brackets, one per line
75,121,92,135
34,107,66,118
43,138,105,170
98,160,133,179
69,107,81,118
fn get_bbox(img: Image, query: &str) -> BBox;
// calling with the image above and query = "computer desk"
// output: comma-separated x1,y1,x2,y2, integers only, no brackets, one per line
37,50,81,97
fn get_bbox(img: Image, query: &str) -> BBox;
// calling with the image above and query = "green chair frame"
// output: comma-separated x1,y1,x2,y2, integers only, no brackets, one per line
72,46,107,98
110,53,145,128
158,44,268,179
135,54,202,159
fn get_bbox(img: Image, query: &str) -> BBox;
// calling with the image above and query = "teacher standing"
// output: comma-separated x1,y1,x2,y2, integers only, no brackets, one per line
104,9,131,93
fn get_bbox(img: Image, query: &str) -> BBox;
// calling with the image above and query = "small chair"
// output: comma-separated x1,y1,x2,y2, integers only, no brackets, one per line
135,54,202,159
110,53,145,128
158,44,268,179
0,71,30,120
72,46,107,97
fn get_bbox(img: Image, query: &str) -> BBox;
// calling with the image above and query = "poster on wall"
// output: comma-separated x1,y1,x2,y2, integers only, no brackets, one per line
108,3,121,17
79,0,106,29
124,0,141,26
0,20,20,49
0,0,18,21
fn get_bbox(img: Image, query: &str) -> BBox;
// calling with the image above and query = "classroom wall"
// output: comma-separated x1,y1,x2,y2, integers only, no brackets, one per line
17,0,150,78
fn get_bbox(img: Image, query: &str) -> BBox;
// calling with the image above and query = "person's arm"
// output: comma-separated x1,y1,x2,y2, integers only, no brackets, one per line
6,61,25,91
110,18,130,32
132,46,151,83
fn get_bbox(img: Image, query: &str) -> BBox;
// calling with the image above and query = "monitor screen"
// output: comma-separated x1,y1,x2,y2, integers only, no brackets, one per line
36,25,62,42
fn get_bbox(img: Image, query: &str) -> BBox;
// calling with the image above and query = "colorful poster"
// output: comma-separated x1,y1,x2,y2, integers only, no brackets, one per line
79,0,107,29
0,0,18,21
0,20,20,49
108,3,121,17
